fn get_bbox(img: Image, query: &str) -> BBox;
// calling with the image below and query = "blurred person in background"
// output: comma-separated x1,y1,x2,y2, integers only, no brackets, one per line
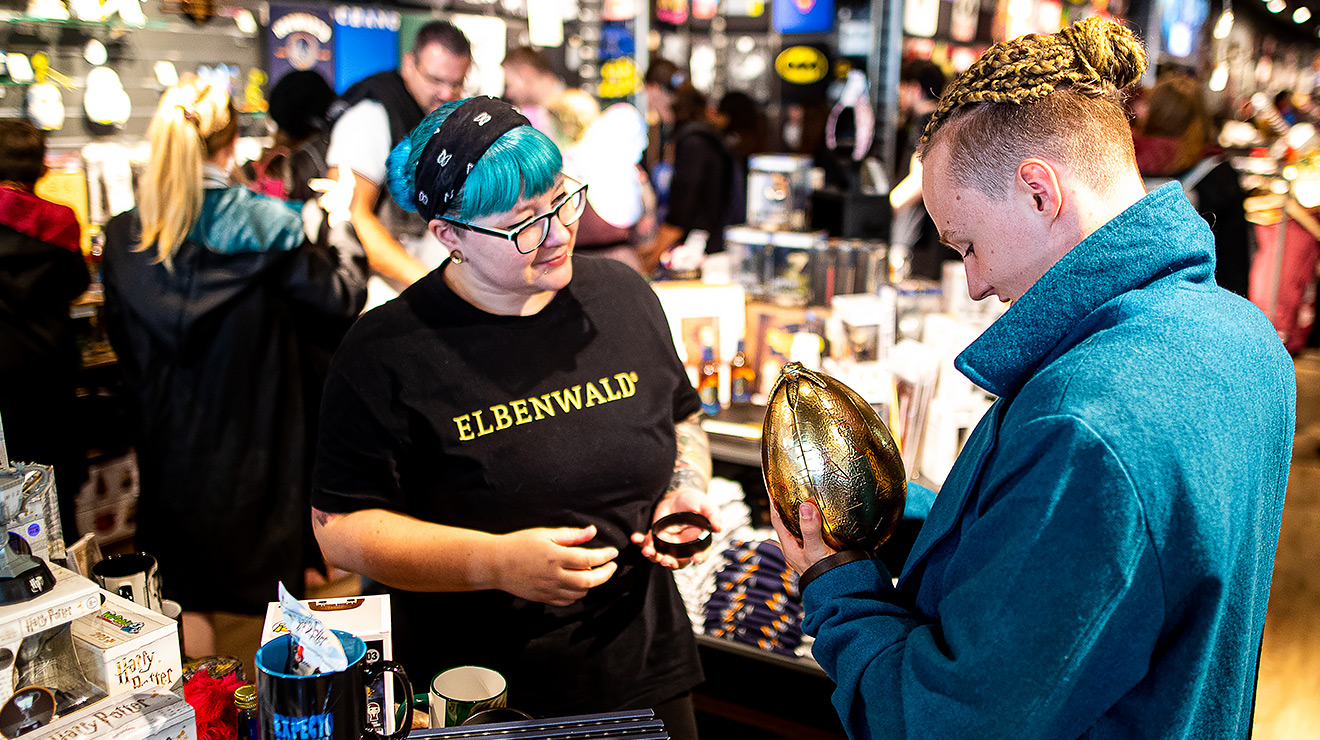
640,82,733,273
890,58,949,280
329,21,471,308
501,46,563,137
1134,71,1252,297
102,76,367,656
0,118,88,540
715,91,768,228
551,89,655,273
246,70,336,203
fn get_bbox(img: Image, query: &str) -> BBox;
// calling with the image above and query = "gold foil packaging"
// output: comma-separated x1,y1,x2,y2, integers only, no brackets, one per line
761,363,907,553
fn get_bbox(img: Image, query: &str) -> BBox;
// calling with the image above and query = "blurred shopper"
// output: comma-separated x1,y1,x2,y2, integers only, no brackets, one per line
773,18,1293,739
716,91,768,228
642,59,684,179
329,21,471,307
890,58,949,280
102,77,367,656
1275,89,1301,126
1134,72,1252,297
640,82,733,272
0,119,88,539
312,96,715,738
552,90,655,273
247,70,335,203
501,45,563,136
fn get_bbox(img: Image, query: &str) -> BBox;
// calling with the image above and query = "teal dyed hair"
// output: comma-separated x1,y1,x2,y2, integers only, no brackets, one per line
386,98,562,221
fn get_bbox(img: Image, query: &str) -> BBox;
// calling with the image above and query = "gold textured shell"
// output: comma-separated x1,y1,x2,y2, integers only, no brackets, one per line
761,363,907,553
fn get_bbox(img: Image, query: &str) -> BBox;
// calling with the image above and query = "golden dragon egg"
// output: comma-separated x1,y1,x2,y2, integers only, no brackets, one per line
761,362,907,553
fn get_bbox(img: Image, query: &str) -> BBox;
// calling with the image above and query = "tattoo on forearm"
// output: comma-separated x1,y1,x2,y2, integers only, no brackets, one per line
669,413,712,494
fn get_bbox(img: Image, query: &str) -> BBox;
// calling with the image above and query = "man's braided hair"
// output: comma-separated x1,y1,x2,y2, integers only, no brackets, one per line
918,17,1147,195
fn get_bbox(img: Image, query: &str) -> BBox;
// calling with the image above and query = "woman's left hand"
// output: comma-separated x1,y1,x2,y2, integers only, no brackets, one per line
632,489,722,570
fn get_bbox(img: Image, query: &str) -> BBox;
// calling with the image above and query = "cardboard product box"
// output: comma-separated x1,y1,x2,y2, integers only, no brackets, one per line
0,563,102,644
72,592,183,696
261,595,396,733
28,687,194,740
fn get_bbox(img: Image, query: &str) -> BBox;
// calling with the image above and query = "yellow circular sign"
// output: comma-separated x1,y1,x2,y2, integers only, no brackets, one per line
775,46,829,85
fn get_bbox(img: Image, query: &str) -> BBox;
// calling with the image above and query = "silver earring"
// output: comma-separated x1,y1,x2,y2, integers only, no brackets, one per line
450,250,464,265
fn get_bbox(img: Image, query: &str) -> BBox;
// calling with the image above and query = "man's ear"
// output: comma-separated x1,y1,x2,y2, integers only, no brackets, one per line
1015,158,1063,222
430,219,462,251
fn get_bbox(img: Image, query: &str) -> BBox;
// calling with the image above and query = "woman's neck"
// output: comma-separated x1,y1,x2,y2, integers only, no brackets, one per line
442,265,557,317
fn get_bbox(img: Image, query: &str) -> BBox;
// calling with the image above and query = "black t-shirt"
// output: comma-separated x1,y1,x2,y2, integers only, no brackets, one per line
313,256,704,716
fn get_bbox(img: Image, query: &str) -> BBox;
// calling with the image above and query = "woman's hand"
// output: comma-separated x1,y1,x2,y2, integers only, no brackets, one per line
493,525,619,606
631,489,723,570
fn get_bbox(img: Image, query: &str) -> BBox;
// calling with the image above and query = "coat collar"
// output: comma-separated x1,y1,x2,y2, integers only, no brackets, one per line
955,183,1216,400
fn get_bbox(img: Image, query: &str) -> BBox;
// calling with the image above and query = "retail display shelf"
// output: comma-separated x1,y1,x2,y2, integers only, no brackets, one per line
0,12,156,29
696,633,826,677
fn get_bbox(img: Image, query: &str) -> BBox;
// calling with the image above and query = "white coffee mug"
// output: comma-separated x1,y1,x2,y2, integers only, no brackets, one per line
91,552,163,612
428,666,507,728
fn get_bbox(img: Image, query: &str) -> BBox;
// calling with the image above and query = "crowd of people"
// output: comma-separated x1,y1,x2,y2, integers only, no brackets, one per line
0,15,1303,740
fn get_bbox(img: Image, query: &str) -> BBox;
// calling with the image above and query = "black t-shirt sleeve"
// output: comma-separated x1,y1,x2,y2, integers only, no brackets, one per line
664,130,731,236
313,359,409,514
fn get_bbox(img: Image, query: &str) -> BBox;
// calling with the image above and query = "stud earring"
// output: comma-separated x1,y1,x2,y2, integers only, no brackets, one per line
450,250,464,265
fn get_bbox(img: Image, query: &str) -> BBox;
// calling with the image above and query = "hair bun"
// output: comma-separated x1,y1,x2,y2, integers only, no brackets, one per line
385,135,420,214
1065,17,1146,90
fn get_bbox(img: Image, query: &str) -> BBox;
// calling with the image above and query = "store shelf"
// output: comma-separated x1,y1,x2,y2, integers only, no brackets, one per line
0,12,158,30
696,632,826,678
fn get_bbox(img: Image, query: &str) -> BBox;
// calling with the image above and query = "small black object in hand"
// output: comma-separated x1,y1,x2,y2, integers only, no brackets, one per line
650,512,714,559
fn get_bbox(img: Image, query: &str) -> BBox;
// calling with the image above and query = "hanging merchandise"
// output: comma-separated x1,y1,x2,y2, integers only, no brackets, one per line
657,0,688,24
240,68,268,113
26,55,74,132
950,0,981,42
26,0,69,21
601,0,637,21
826,70,875,162
773,0,835,34
83,66,131,130
6,54,33,84
693,0,717,19
528,0,566,46
904,0,940,37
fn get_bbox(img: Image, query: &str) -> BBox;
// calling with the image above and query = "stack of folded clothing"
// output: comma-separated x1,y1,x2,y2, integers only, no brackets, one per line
703,540,805,658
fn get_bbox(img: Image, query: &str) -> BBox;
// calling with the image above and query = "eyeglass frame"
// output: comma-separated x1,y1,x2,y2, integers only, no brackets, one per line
438,177,589,254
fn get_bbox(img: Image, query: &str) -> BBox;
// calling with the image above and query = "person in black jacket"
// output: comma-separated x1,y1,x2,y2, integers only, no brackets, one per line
328,21,472,306
1134,71,1252,297
101,76,367,657
0,119,89,539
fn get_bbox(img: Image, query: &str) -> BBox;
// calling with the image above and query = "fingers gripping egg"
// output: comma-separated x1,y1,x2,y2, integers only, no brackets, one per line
761,362,906,553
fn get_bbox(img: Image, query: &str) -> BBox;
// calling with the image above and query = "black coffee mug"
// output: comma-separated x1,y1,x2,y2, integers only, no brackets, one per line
255,630,412,740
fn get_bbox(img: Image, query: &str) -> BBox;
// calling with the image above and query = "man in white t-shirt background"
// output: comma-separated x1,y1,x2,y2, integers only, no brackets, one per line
328,21,472,308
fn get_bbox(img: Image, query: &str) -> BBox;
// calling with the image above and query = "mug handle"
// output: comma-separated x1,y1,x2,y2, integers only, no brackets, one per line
362,661,413,740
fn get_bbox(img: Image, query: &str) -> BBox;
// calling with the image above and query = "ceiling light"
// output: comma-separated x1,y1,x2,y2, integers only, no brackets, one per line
1214,8,1234,37
1294,5,1311,21
1267,0,1285,13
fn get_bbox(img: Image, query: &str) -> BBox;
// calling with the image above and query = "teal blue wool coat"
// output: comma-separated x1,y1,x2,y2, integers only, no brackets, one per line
802,184,1295,739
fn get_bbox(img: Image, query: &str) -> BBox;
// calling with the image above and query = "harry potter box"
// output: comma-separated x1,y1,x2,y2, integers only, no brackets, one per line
26,687,194,740
71,592,183,696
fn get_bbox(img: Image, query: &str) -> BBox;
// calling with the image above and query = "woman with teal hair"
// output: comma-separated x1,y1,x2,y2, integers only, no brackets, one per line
311,97,715,737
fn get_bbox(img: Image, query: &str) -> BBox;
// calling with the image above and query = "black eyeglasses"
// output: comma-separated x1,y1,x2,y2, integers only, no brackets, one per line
440,178,589,254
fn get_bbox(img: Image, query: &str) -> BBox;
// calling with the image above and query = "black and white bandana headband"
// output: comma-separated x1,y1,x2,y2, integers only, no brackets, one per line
414,96,531,221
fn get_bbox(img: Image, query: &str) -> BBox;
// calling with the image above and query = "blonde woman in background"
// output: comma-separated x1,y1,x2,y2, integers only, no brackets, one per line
101,76,367,657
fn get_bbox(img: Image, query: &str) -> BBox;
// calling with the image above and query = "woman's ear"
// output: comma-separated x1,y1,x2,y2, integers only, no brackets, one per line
430,219,463,251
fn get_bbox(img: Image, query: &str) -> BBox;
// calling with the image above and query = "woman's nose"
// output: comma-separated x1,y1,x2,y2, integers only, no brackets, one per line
543,214,572,248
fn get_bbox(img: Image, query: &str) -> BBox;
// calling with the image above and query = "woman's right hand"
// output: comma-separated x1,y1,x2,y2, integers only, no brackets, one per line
493,525,619,606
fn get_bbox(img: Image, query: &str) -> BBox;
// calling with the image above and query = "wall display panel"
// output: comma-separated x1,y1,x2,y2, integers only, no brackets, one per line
334,5,399,93
773,0,836,33
1155,0,1209,60
266,3,333,87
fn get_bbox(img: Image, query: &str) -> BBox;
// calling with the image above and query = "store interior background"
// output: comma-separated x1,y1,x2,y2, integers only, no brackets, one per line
3,0,1319,736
